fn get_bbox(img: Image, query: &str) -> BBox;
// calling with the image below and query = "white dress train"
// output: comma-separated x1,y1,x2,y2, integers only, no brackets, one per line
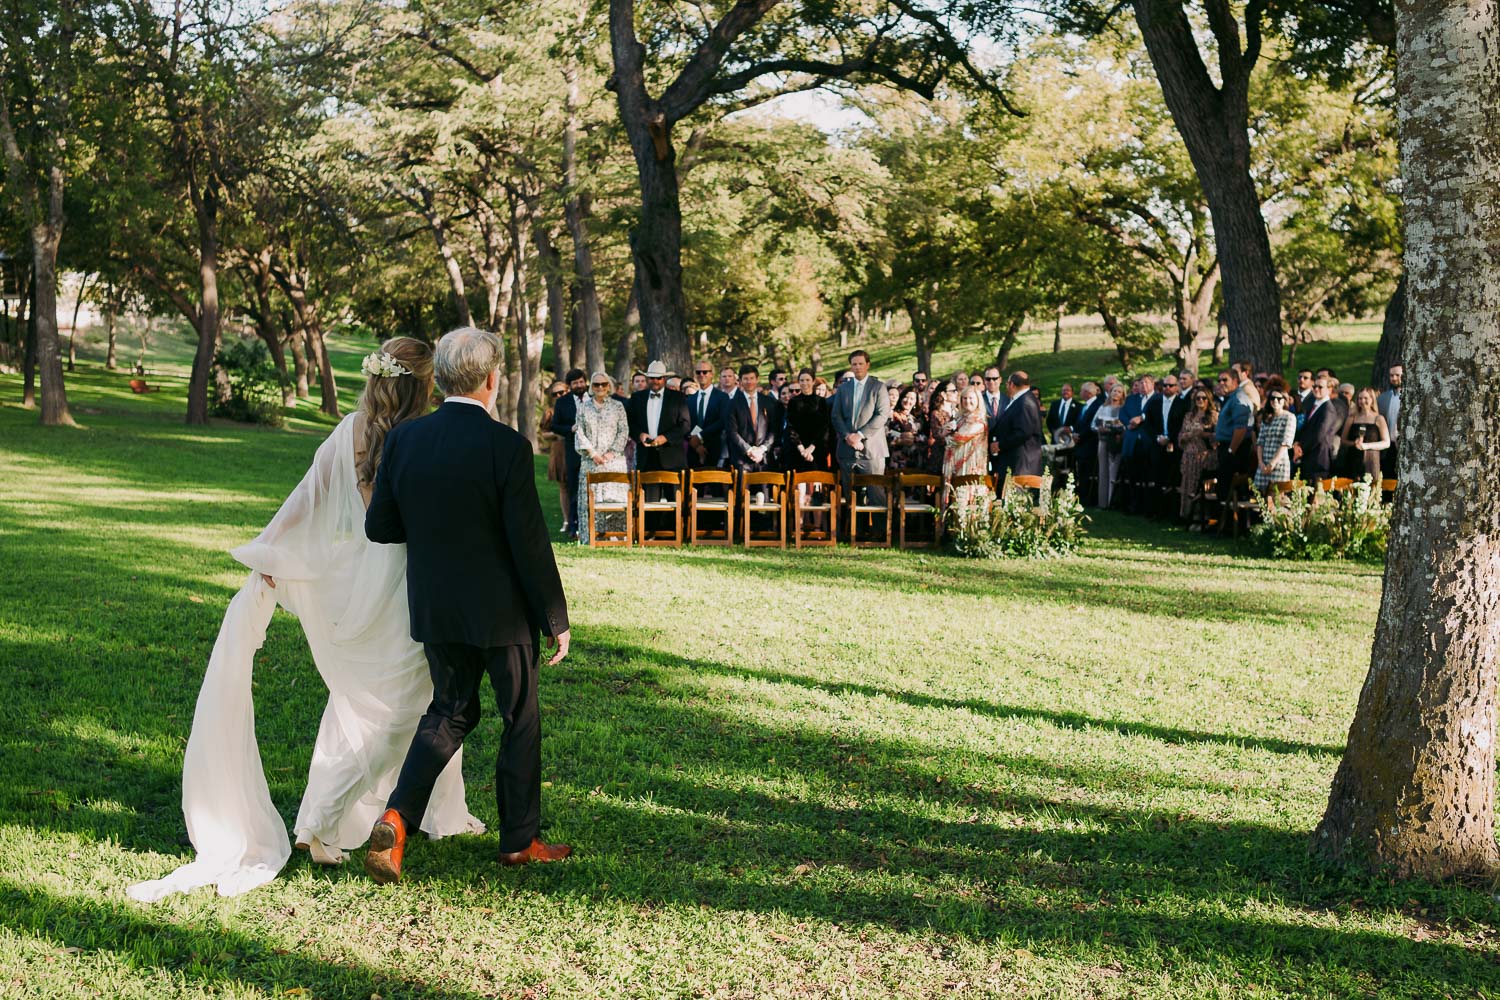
127,415,484,902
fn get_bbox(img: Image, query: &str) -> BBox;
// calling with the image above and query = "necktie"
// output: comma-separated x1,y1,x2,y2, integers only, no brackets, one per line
651,392,661,399
699,393,707,421
749,396,758,432
1060,400,1068,422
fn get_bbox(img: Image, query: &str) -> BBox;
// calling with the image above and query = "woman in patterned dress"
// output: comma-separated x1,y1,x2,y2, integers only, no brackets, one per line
1177,387,1219,519
943,387,991,509
574,372,630,544
1253,387,1297,494
886,387,924,473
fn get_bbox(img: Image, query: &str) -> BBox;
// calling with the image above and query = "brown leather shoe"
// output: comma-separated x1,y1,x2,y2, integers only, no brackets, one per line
365,809,407,885
498,838,572,866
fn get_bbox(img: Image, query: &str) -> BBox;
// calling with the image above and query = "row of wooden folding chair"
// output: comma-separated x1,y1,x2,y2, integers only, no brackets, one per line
581,469,951,549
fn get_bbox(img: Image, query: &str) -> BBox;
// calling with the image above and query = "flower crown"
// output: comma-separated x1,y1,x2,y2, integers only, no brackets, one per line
361,351,411,379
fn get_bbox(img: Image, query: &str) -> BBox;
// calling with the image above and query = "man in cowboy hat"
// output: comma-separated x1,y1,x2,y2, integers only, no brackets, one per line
627,360,692,525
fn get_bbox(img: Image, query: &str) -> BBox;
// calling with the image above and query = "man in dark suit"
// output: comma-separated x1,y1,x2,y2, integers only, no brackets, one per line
727,364,780,479
1074,381,1104,505
1298,375,1342,483
686,359,731,469
979,366,1007,478
628,360,692,528
1045,383,1080,443
364,327,572,882
547,368,588,539
990,370,1044,478
1145,373,1188,516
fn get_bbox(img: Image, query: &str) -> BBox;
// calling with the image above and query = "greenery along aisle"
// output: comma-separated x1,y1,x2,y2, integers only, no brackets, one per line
2,362,1497,998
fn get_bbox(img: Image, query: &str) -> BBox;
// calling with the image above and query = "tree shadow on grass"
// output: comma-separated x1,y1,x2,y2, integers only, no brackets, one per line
0,879,492,1000
586,632,1343,758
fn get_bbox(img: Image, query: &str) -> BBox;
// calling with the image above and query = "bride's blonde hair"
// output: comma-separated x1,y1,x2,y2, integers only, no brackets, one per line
357,337,434,487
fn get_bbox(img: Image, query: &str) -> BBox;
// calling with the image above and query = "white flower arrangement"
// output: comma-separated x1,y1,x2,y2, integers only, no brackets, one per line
361,351,410,378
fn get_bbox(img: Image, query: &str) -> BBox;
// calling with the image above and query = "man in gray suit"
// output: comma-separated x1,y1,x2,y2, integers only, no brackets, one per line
831,349,891,516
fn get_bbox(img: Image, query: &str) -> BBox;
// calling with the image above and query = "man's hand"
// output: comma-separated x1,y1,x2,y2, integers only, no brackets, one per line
261,573,276,589
653,434,667,447
1129,416,1144,428
989,441,1000,455
845,432,863,450
639,432,652,445
544,629,571,666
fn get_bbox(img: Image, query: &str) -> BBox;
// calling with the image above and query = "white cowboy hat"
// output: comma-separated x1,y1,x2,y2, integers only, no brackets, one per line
644,360,669,377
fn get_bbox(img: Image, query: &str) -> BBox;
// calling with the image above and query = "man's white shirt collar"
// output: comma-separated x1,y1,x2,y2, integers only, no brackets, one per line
447,395,490,410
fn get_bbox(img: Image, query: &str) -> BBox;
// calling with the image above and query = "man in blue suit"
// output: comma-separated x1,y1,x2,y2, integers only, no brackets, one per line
685,359,730,468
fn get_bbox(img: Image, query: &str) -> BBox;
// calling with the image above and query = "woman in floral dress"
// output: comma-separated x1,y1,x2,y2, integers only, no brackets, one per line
575,372,630,544
943,387,991,509
1177,387,1219,519
886,387,924,473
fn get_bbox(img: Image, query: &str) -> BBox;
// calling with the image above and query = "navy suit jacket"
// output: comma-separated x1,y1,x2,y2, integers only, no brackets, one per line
687,387,731,464
366,402,569,647
1120,393,1147,459
990,391,1044,477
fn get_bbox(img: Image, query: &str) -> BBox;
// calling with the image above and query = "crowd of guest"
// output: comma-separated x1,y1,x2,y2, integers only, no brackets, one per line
538,350,1403,541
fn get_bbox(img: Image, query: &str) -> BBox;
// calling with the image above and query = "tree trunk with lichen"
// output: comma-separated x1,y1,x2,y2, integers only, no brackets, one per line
1313,0,1500,880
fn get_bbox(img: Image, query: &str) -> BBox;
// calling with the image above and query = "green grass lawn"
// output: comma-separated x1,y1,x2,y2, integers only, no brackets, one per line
3,331,1496,999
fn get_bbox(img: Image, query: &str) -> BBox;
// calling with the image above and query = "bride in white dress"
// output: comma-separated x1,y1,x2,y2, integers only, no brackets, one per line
129,338,483,901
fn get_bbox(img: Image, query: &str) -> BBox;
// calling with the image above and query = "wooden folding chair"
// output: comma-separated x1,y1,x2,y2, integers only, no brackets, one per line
586,471,634,547
634,470,684,547
687,469,735,545
1224,473,1256,538
791,471,838,548
1199,476,1220,532
1381,477,1398,503
740,471,787,548
1002,473,1044,497
896,472,944,549
847,473,893,548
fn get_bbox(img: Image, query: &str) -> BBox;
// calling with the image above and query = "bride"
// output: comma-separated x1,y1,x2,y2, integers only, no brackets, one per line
129,337,483,901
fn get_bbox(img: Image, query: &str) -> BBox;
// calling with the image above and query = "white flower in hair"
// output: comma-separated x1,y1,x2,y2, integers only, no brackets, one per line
361,351,410,378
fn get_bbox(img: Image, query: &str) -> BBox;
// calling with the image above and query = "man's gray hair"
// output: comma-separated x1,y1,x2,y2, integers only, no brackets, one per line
434,326,503,396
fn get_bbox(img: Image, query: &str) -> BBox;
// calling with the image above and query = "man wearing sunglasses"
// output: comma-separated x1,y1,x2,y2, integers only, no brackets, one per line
686,360,730,468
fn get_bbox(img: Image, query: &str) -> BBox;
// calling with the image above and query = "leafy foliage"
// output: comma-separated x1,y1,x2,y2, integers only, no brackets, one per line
945,474,1088,559
210,338,286,427
1250,476,1390,560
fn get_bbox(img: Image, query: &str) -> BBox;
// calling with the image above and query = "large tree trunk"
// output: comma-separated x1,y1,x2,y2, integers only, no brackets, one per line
274,261,338,416
1132,0,1284,374
421,189,473,329
994,314,1024,372
563,61,606,377
287,320,310,400
1370,273,1407,389
104,279,118,370
248,250,288,379
903,298,934,376
185,184,221,426
534,227,568,381
31,218,73,426
511,200,544,444
22,268,36,408
1313,0,1500,880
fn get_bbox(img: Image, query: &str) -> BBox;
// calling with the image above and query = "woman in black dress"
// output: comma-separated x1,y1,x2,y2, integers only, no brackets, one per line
1339,386,1391,480
786,368,833,472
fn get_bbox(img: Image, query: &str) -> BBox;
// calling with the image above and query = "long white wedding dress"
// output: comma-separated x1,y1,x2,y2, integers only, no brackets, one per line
128,415,483,901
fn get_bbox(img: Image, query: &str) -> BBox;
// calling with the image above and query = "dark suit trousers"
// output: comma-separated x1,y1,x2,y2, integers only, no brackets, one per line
564,451,582,533
387,641,541,853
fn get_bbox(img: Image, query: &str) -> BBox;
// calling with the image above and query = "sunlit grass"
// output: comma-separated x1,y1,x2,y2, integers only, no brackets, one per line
2,328,1496,998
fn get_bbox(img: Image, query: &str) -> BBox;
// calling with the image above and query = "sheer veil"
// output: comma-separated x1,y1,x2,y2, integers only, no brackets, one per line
128,415,482,902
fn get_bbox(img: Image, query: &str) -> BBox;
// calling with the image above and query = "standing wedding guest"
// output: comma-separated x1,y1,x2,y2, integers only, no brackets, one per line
364,328,572,881
1094,383,1128,509
681,379,698,398
1340,387,1392,480
1254,386,1297,494
631,372,648,394
831,349,891,498
886,386,924,472
685,360,728,468
575,372,630,544
1046,383,1079,442
1177,388,1219,521
548,369,588,540
813,377,831,399
925,380,957,476
990,371,1044,478
768,369,788,396
911,371,931,408
727,365,780,478
1377,364,1401,478
944,386,992,508
886,381,902,413
1214,367,1255,481
627,360,691,528
1074,382,1104,505
541,380,571,528
787,368,833,472
953,371,970,394
1297,375,1342,484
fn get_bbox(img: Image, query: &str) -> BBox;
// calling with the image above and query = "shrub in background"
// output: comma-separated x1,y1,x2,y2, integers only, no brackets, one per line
1250,476,1389,560
945,474,1088,559
211,339,287,427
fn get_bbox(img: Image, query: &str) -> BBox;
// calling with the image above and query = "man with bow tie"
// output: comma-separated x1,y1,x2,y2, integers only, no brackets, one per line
627,361,692,517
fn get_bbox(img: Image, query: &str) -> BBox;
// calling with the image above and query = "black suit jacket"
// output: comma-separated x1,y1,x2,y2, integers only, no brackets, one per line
1046,398,1081,441
1076,395,1104,448
1165,395,1191,446
626,388,692,470
1297,400,1342,482
549,391,582,463
727,391,780,470
990,391,1044,477
366,401,569,647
